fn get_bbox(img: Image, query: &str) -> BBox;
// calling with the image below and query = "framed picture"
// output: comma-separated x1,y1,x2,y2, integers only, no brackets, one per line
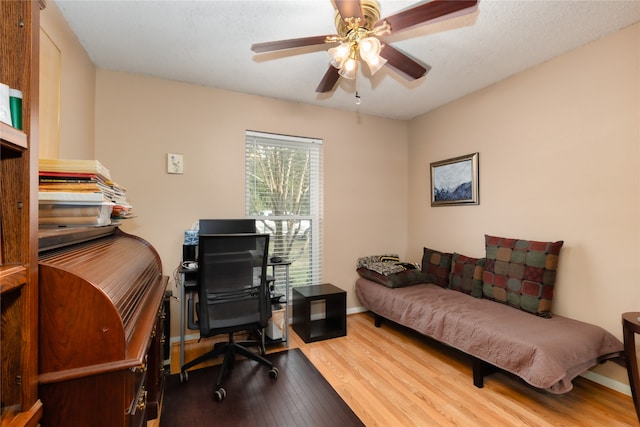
430,152,479,206
167,153,184,174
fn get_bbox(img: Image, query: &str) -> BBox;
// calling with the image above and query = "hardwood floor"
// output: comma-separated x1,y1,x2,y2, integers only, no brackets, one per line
164,312,637,426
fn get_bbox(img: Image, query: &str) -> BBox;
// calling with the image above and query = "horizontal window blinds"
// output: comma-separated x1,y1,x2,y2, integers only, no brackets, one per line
245,130,323,289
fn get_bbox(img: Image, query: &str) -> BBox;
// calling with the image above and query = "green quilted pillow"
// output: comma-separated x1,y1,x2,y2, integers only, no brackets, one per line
421,247,452,287
449,253,485,298
482,235,563,317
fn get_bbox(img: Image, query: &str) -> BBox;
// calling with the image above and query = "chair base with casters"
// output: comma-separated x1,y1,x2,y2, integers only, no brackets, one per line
179,330,279,402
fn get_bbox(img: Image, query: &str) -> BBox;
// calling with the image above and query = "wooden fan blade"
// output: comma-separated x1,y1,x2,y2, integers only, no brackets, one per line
251,35,332,53
334,0,363,21
377,0,478,35
316,66,341,93
380,44,430,80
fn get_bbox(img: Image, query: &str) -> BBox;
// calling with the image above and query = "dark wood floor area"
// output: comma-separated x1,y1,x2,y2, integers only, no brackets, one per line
160,348,364,427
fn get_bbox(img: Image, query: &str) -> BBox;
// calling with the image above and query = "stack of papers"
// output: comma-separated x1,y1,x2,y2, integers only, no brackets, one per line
38,159,134,227
38,203,114,226
39,158,111,179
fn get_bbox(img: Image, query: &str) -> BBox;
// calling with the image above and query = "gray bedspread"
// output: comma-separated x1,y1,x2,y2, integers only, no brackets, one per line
355,277,623,394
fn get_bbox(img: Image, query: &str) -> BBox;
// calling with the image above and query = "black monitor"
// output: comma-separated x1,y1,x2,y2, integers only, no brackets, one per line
198,219,256,235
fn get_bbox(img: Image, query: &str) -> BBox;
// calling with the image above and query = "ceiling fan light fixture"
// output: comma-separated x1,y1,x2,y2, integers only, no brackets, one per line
359,37,386,74
359,37,379,56
328,42,351,68
363,53,387,74
338,56,358,79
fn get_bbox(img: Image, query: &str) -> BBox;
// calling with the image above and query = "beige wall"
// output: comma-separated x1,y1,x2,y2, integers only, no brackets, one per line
40,1,95,159
407,23,640,388
93,70,409,336
408,22,639,336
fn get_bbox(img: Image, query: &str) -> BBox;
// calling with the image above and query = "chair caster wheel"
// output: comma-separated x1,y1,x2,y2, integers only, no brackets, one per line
213,387,226,402
179,371,188,383
268,367,279,379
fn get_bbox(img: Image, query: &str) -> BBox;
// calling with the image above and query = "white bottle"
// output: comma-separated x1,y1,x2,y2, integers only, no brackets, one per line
0,83,12,126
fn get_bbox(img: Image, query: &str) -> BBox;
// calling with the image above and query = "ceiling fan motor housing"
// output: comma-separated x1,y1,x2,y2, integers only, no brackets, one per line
334,0,382,36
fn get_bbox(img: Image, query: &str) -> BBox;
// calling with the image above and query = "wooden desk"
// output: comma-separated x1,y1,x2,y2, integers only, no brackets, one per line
623,312,640,423
38,227,168,427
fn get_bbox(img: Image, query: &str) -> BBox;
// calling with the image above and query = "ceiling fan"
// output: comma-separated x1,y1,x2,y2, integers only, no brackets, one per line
251,0,479,93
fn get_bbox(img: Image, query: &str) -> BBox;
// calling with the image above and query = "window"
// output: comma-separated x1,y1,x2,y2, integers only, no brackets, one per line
245,130,323,289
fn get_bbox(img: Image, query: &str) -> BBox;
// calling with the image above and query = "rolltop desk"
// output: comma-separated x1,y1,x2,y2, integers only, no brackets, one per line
37,226,168,427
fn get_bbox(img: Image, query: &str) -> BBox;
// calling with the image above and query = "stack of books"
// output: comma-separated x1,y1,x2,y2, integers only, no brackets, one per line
38,159,134,227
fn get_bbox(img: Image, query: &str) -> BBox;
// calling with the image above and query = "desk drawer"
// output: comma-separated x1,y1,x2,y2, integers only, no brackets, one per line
126,358,148,427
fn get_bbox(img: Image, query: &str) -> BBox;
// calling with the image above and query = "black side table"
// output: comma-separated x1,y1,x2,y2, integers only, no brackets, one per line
623,312,640,423
293,283,346,343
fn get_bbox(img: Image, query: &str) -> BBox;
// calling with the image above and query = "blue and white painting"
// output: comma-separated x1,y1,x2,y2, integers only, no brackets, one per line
433,159,472,202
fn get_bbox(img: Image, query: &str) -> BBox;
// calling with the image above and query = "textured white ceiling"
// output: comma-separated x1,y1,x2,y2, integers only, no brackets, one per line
55,0,640,120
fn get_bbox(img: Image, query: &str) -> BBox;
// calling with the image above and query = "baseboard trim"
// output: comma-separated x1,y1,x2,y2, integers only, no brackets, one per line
580,370,631,396
348,306,368,315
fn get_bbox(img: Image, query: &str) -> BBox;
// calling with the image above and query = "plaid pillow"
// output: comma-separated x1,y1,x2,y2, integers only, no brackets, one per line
449,253,485,298
421,247,453,287
483,235,563,317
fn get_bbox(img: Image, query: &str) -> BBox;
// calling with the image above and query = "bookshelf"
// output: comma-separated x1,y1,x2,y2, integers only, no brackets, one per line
1,1,45,425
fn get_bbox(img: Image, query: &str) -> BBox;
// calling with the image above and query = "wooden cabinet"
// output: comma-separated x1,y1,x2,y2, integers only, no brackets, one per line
292,283,347,343
37,227,168,427
1,1,45,425
2,4,167,426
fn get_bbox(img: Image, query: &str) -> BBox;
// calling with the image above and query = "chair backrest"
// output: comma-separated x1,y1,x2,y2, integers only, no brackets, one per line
197,233,270,336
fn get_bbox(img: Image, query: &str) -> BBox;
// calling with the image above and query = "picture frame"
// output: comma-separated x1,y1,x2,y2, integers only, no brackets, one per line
167,153,184,174
430,152,479,206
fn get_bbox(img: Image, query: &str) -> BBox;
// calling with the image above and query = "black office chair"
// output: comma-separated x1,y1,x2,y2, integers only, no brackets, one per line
180,233,278,401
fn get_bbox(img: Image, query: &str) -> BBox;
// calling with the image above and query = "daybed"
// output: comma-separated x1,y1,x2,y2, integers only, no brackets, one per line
354,236,624,394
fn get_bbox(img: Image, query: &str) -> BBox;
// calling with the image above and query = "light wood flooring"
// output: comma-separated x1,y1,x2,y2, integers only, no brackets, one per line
158,312,637,426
